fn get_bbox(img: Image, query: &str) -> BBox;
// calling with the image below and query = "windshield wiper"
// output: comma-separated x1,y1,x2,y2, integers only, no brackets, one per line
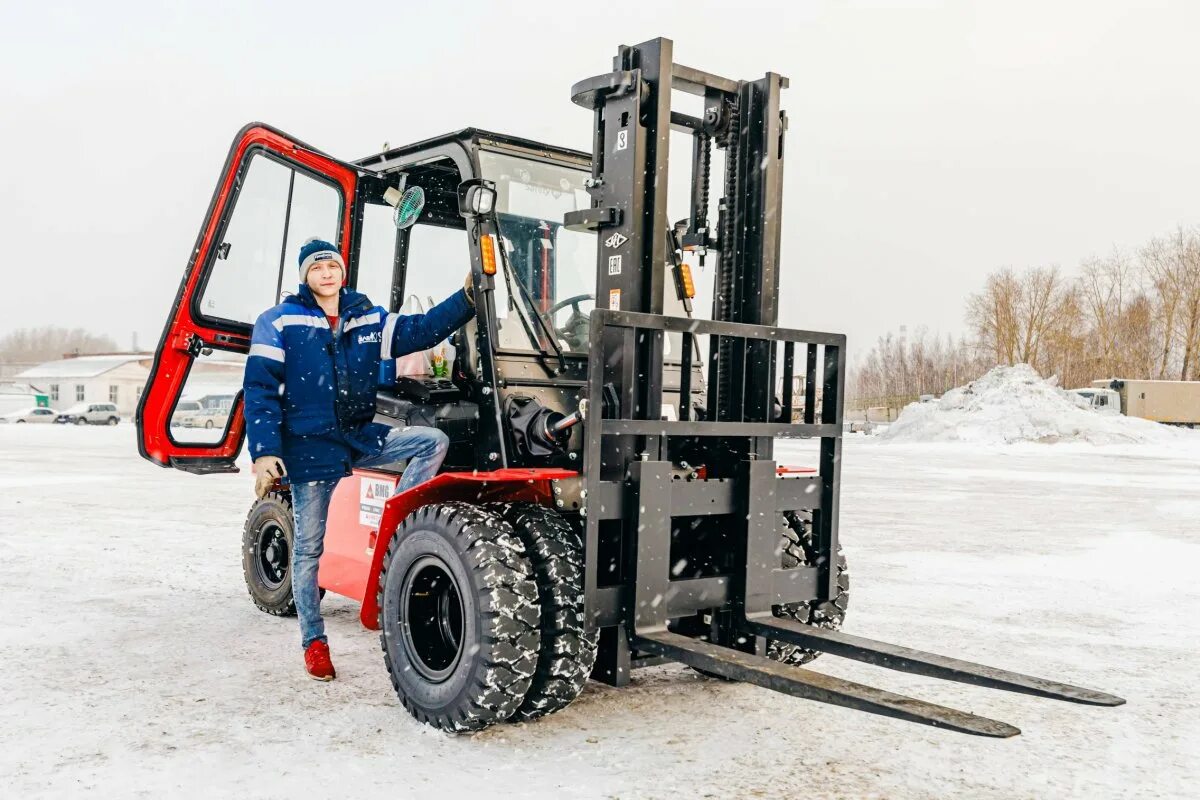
492,232,568,373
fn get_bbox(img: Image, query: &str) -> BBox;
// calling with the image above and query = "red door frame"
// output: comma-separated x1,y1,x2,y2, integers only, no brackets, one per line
137,124,357,470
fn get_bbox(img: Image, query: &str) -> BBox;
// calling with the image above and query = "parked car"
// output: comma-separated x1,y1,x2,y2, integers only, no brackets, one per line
0,407,61,424
179,406,230,430
170,400,203,427
56,403,122,426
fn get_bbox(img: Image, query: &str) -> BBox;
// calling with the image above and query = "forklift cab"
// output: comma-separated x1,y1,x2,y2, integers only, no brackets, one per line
136,124,700,476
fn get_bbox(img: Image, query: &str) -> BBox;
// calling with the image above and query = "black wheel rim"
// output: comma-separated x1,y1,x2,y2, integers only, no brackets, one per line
399,555,465,683
254,521,289,590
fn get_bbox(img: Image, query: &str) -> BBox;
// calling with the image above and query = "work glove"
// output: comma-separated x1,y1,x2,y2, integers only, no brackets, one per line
464,271,475,306
253,456,286,499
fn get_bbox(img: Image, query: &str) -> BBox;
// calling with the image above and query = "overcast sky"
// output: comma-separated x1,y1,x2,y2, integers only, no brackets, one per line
3,0,1199,360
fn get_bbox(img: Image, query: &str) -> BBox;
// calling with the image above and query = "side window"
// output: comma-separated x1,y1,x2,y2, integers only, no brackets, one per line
199,152,342,326
403,224,469,313
355,202,399,311
171,350,246,445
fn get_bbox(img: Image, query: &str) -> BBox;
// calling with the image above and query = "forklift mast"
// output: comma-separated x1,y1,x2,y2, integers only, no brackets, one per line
570,38,794,449
568,37,848,683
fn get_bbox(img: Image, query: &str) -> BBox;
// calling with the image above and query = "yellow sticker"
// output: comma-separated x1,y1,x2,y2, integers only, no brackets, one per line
609,288,621,310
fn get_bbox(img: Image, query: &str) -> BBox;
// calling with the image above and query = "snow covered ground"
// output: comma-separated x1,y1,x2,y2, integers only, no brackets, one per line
2,424,1198,798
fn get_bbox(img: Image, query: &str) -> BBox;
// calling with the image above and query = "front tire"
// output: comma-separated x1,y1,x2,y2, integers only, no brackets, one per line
74,417,86,425
490,503,598,721
242,492,297,616
378,503,541,733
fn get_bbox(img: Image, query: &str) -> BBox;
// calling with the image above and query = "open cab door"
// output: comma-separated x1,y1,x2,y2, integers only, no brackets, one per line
137,124,358,474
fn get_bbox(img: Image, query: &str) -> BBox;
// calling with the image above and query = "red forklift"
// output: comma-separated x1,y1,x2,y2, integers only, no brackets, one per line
137,37,1123,735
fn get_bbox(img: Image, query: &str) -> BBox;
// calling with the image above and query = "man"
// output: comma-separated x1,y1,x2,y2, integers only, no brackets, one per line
243,237,474,681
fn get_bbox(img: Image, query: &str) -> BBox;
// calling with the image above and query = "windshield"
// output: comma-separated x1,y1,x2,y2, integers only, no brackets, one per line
478,150,596,353
478,149,697,361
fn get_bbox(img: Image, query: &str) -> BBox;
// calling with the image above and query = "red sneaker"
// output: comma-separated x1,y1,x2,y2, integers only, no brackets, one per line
304,640,336,681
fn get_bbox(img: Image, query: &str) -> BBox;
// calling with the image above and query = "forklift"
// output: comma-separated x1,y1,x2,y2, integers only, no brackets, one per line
136,37,1123,735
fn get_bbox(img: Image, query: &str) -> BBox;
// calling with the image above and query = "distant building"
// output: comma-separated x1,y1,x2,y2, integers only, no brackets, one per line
16,351,245,417
16,354,154,415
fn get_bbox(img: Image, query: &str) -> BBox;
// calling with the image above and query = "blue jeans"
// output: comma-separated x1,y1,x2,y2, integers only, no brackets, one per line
290,425,450,648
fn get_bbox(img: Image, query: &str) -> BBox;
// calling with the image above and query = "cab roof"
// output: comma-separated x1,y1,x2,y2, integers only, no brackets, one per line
353,128,591,172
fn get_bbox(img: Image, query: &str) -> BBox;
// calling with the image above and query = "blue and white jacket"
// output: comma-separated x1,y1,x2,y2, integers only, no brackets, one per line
243,284,473,483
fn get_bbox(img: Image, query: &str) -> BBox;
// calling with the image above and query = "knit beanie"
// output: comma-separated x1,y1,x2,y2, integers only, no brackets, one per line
298,238,345,283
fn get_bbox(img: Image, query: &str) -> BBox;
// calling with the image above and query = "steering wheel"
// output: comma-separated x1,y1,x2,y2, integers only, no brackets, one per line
546,293,595,349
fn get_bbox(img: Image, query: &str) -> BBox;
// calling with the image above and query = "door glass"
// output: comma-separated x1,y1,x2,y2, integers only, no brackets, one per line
199,152,342,326
282,170,342,291
170,350,246,445
200,155,290,324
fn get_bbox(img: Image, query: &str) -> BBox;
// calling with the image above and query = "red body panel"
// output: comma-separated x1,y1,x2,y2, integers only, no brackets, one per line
315,468,578,630
140,126,357,469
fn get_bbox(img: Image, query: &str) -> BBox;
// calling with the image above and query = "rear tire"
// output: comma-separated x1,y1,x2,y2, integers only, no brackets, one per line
489,503,597,721
75,417,86,425
767,511,850,666
242,492,297,616
378,502,541,733
108,417,119,426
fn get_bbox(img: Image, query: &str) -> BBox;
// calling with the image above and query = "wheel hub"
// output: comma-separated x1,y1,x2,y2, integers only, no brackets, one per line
399,556,465,683
255,522,289,590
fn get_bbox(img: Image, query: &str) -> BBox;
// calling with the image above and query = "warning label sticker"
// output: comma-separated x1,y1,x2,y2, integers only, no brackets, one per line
607,255,622,275
359,477,394,527
609,289,621,310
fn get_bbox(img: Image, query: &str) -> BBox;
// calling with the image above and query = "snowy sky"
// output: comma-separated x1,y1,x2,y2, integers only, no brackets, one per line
3,0,1200,360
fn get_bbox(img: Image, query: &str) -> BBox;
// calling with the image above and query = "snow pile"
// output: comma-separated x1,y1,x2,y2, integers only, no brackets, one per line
880,364,1180,445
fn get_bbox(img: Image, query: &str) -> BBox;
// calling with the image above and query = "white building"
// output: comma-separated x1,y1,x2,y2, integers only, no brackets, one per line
16,351,247,418
16,354,155,417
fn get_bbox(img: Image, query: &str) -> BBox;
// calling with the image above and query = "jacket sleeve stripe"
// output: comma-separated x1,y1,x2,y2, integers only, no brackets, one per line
249,343,285,363
272,314,329,331
381,312,401,360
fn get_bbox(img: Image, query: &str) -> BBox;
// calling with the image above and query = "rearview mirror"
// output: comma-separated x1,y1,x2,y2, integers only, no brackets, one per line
383,185,426,230
457,179,497,218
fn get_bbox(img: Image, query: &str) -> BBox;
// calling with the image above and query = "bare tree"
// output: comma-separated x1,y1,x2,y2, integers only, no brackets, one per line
0,327,119,364
966,268,1020,364
967,265,1080,381
1141,227,1200,380
849,328,985,408
1078,252,1136,377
